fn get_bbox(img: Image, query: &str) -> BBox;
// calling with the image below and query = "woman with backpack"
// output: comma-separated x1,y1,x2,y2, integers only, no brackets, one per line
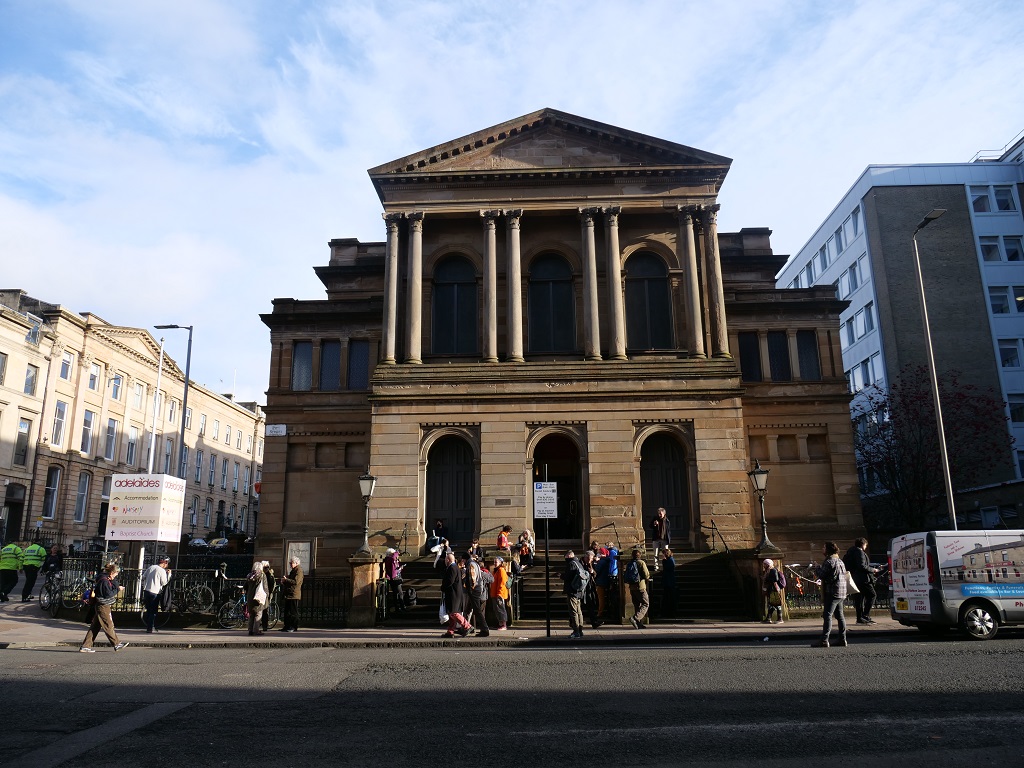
762,558,785,625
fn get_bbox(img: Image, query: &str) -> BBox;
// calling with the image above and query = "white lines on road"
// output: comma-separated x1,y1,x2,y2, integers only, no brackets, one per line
4,701,191,768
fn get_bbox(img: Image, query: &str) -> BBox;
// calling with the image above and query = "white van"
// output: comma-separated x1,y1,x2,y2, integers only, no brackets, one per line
889,530,1024,640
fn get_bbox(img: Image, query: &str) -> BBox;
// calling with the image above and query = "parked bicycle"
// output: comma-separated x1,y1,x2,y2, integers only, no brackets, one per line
139,579,217,628
217,585,279,630
38,571,63,618
60,571,96,611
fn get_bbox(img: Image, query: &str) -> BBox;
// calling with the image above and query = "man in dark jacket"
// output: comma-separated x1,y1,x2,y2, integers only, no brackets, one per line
279,557,303,632
562,551,588,639
843,538,879,625
650,508,671,571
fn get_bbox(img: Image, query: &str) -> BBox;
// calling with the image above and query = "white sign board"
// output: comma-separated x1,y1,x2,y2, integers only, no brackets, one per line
106,474,186,543
533,481,558,519
265,424,287,437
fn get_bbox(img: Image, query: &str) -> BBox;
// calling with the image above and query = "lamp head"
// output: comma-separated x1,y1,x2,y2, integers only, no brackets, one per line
914,208,946,232
358,470,377,499
747,459,769,493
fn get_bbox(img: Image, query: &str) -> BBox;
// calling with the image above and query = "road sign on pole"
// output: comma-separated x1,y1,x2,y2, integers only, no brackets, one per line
534,482,557,519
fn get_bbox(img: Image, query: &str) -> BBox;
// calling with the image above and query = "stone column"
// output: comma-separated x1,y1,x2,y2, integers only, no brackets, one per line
604,207,627,360
381,213,402,365
481,210,500,363
701,205,730,358
678,207,706,358
579,207,602,361
505,209,525,362
404,212,424,364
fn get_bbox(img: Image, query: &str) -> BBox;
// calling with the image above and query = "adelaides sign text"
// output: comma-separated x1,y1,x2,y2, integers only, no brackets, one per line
106,473,186,543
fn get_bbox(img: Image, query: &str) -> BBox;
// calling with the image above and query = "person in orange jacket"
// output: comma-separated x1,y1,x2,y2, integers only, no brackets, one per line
490,556,511,630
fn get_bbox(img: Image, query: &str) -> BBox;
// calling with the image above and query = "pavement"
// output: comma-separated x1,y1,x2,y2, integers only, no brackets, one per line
0,598,914,650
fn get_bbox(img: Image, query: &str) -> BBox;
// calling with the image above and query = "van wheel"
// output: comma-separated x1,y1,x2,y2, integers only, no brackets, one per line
961,604,999,640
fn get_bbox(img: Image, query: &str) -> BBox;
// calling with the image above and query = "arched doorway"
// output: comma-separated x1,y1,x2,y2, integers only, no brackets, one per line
3,483,26,543
426,435,476,543
639,433,691,542
532,434,583,540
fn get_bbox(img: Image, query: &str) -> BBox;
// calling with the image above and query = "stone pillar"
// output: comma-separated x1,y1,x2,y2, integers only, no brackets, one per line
678,207,706,358
604,207,627,360
505,209,525,362
404,212,424,364
481,210,500,363
701,205,730,358
347,553,381,627
579,207,602,361
381,213,402,365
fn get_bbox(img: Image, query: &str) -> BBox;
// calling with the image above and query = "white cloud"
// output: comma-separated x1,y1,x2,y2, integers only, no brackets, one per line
2,0,1023,402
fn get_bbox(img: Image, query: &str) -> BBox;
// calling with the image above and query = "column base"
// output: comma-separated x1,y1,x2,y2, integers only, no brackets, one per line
712,352,733,360
381,357,396,365
585,355,603,362
506,356,525,363
403,358,422,365
482,356,499,363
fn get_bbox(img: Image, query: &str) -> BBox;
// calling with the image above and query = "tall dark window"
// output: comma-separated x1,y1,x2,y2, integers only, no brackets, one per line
625,251,672,350
347,340,370,390
767,331,792,381
738,332,762,382
797,330,822,380
432,256,477,355
528,254,576,352
291,341,312,391
320,340,341,391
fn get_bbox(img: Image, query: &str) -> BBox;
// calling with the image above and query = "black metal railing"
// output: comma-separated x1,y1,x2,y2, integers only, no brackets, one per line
782,564,891,612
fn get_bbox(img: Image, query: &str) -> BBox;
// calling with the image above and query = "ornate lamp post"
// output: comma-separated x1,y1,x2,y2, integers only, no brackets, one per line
747,459,775,553
354,470,377,556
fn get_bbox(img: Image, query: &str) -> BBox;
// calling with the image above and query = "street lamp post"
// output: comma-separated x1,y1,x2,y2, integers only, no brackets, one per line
355,470,377,556
154,324,193,479
747,459,775,553
910,208,957,530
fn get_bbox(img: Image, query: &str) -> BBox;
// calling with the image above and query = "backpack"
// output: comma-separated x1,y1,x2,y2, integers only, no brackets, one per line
569,560,588,593
776,568,787,589
624,559,641,584
478,568,494,597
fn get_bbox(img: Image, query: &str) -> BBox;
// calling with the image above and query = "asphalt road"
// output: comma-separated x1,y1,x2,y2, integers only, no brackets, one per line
3,634,1023,767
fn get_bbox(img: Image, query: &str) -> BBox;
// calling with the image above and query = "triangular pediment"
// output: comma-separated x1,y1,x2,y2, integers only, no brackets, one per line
369,108,730,180
90,326,184,376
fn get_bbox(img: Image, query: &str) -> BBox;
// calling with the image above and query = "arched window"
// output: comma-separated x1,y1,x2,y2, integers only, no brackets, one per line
625,251,673,350
432,255,477,354
42,466,62,519
528,254,576,352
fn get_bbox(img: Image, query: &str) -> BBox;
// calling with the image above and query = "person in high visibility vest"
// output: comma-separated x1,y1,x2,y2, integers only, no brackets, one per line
20,541,47,602
0,542,24,602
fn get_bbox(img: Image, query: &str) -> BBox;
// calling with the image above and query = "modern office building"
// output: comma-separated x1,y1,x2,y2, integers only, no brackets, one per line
259,108,863,574
0,290,266,552
776,132,1024,525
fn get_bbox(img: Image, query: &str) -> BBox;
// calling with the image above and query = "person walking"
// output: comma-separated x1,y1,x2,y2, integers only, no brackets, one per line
141,556,172,633
79,562,129,652
813,541,848,648
383,548,406,613
245,561,269,636
650,508,671,570
581,551,601,628
440,550,472,638
660,548,677,619
0,540,23,602
489,556,510,630
464,557,491,637
761,558,784,625
20,541,46,601
261,561,277,632
843,538,879,625
279,556,303,632
624,547,651,628
562,550,589,639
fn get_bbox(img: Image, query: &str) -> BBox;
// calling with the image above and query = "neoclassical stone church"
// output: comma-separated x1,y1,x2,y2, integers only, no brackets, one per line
258,109,862,575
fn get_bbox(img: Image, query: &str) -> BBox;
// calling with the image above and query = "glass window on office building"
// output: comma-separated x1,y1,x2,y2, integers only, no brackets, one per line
347,340,370,390
42,466,62,519
767,331,791,382
1005,237,1023,262
737,332,762,382
796,330,821,380
60,351,74,380
127,426,139,465
320,340,342,391
25,364,38,396
980,236,1001,261
995,186,1017,212
80,409,96,454
990,287,1011,314
74,472,91,523
88,362,101,390
111,373,122,400
133,382,144,408
1010,394,1024,424
104,418,118,460
52,400,68,445
1000,339,1022,368
14,418,31,465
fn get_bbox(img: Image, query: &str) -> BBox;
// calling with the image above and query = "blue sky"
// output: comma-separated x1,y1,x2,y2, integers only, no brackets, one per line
2,0,1023,403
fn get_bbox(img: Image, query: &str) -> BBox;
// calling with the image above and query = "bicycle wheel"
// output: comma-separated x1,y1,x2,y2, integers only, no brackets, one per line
218,600,243,629
39,583,52,611
49,585,61,618
62,579,85,609
265,600,280,629
190,585,215,613
139,604,173,628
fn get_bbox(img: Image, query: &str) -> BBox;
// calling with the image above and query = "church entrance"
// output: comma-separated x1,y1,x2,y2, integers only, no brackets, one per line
532,434,583,541
426,435,476,543
639,433,691,543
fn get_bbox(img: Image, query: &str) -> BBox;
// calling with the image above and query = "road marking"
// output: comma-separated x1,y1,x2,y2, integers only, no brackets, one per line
5,701,190,768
